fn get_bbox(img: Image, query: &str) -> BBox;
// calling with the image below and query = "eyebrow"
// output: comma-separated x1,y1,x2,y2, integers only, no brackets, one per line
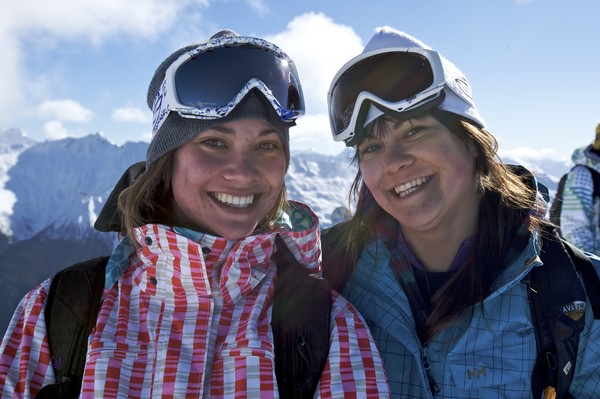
393,115,429,130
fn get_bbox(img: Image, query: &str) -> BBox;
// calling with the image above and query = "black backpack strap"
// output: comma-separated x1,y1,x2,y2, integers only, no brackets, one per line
272,237,331,399
562,240,600,319
36,256,109,399
528,231,586,399
585,165,600,198
321,221,356,293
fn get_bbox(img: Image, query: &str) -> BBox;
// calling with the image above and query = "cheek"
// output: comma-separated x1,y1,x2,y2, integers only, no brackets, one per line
171,163,191,194
170,172,192,213
358,160,380,192
438,145,477,190
171,152,211,197
265,158,287,185
269,173,286,199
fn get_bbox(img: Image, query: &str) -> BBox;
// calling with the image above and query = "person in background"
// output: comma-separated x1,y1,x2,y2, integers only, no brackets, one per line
0,30,390,398
552,122,600,255
321,26,600,398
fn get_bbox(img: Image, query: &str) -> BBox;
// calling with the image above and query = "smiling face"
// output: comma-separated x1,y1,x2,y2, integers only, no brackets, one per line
357,114,480,236
171,118,287,240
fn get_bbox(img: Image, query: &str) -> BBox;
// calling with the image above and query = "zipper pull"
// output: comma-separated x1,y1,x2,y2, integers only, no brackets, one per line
422,344,440,394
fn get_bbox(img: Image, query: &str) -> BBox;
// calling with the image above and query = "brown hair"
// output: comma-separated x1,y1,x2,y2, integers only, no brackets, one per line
117,151,289,243
339,109,542,341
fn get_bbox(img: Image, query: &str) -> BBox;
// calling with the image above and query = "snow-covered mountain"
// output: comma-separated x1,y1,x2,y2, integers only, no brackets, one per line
5,133,149,241
0,129,37,236
0,128,575,334
0,129,356,244
0,128,574,245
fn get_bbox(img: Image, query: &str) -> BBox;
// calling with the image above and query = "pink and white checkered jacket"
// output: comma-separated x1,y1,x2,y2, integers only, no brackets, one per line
0,201,390,398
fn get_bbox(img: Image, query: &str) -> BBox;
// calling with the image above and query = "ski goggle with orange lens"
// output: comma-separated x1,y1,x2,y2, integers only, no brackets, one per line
328,47,446,146
152,36,305,136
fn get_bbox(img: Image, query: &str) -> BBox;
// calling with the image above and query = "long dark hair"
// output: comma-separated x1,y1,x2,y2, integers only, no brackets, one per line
339,109,543,341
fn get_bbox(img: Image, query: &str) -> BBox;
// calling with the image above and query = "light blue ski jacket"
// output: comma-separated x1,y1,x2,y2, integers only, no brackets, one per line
341,229,600,398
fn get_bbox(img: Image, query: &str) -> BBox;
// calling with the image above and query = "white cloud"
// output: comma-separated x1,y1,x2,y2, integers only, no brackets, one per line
264,12,364,154
266,12,364,116
43,120,70,140
0,0,207,130
37,99,93,122
2,0,204,43
290,114,344,156
246,0,269,17
499,146,570,163
112,107,151,124
136,130,153,143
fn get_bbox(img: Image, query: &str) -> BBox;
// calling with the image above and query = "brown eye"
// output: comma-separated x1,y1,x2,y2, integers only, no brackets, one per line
202,138,225,147
259,142,275,150
404,126,425,138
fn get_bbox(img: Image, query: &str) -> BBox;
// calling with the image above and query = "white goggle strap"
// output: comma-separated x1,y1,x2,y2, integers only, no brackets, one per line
152,78,172,138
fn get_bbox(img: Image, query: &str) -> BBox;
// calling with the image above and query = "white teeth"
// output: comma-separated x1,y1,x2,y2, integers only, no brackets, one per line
394,177,429,197
214,193,254,207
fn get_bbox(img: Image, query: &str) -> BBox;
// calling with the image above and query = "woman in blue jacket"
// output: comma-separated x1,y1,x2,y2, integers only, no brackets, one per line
322,26,600,398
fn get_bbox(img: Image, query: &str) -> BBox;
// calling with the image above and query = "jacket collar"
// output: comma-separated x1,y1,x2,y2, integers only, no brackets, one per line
104,200,322,301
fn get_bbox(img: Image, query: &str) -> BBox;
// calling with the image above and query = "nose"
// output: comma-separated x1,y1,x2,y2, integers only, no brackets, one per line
382,143,413,174
221,151,260,182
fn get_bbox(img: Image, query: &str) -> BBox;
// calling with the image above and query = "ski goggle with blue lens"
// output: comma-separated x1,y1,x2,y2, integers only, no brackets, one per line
328,47,446,147
152,36,305,137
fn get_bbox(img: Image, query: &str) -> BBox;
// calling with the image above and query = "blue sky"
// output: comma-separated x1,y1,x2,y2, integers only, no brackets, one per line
1,0,598,160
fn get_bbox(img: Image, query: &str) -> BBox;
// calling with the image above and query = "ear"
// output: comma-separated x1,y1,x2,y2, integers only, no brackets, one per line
466,138,478,159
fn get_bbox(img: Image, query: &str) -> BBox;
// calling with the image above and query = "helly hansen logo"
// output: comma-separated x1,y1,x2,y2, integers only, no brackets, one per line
561,300,586,321
466,366,487,380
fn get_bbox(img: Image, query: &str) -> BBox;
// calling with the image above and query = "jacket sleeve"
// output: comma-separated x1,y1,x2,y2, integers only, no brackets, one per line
0,279,56,398
561,166,600,255
316,291,391,398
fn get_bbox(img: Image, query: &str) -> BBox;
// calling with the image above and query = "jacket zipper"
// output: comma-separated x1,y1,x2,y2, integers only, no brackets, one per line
422,343,440,394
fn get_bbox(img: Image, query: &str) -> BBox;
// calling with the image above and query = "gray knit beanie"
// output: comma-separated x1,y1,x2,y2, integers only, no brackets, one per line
146,29,292,167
